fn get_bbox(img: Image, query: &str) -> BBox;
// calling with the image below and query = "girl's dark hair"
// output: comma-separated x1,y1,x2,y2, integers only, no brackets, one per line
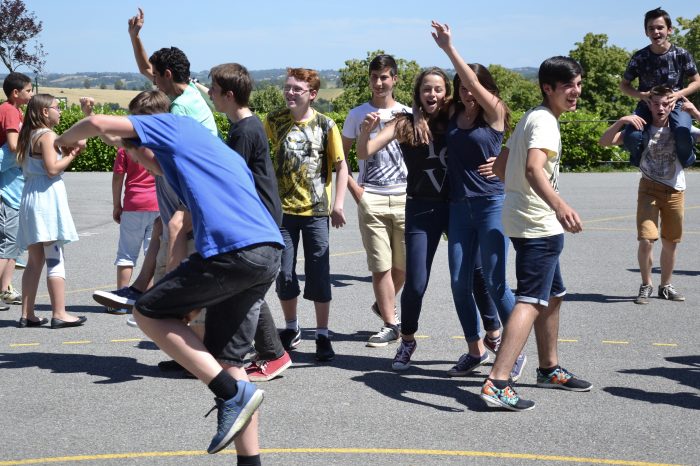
394,67,451,146
453,64,511,132
17,94,55,166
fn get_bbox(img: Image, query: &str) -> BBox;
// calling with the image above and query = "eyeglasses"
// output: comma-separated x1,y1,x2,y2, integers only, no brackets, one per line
48,105,62,112
283,85,311,95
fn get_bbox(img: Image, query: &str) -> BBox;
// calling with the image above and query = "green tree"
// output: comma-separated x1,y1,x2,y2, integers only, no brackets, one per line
488,64,540,112
83,78,91,89
113,79,125,90
569,33,636,119
332,50,421,113
250,84,284,113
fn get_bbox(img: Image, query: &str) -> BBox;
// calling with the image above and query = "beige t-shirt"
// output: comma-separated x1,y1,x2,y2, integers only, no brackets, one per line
502,106,564,238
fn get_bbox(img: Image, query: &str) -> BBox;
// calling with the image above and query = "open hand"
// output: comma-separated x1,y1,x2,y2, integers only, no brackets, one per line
430,21,451,49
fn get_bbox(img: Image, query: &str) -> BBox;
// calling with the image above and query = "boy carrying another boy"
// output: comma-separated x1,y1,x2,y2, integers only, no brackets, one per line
483,57,592,412
56,90,283,464
600,86,700,304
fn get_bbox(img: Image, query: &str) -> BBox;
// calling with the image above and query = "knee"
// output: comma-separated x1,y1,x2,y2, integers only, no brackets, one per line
43,243,65,279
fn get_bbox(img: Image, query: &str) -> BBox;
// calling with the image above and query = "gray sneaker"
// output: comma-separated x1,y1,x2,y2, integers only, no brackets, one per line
658,284,685,301
370,302,400,325
367,324,400,347
447,352,489,377
634,284,653,304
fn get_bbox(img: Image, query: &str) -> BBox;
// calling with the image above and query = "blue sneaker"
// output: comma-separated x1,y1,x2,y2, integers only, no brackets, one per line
206,380,264,454
446,352,489,377
93,287,142,310
510,353,527,382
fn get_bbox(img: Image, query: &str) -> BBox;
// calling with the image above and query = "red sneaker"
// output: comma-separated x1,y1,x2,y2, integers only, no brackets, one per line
245,352,292,382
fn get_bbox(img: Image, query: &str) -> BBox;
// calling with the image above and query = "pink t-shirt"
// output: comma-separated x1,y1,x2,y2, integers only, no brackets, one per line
0,101,23,147
113,148,158,212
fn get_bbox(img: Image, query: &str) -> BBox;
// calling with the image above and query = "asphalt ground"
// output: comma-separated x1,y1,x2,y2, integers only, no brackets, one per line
1,172,698,466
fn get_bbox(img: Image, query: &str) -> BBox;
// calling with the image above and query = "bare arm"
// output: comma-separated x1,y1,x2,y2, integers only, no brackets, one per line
356,113,397,159
4,131,18,153
128,8,154,81
55,115,137,149
493,147,509,180
111,172,125,223
525,148,582,233
599,114,646,147
36,132,80,178
341,134,364,203
620,79,651,107
681,96,700,120
675,73,700,100
431,21,505,129
331,159,348,228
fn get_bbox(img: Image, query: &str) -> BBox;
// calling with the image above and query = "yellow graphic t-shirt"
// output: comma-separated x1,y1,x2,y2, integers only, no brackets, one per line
265,108,344,216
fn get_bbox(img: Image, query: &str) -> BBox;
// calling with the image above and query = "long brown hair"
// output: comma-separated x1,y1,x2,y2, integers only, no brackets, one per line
393,67,451,146
452,64,511,132
16,94,55,166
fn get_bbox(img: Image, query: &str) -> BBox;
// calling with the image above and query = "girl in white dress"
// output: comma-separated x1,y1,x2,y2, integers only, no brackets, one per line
15,94,86,329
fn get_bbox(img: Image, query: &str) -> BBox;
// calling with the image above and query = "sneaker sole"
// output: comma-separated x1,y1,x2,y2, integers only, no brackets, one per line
93,290,135,310
247,359,292,383
366,337,400,348
480,393,535,412
634,300,650,305
3,299,22,305
536,381,593,392
391,362,411,371
105,308,128,315
207,389,264,454
659,296,685,301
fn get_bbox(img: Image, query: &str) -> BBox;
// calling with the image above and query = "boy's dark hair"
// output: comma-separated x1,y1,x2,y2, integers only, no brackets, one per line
644,7,672,30
649,85,673,98
286,68,320,92
209,63,253,107
149,47,190,84
538,56,583,98
3,72,32,98
128,90,171,115
369,54,398,77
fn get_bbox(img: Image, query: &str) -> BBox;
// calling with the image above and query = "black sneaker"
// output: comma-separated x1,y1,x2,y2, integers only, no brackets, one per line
278,328,301,351
315,335,335,361
536,366,592,391
658,284,685,301
634,284,653,305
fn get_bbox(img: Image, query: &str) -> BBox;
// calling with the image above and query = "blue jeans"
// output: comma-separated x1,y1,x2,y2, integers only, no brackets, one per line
448,195,515,342
623,101,696,167
400,199,448,336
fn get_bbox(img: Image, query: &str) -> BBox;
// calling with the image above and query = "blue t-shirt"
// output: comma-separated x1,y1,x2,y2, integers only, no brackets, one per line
128,114,283,258
447,116,504,200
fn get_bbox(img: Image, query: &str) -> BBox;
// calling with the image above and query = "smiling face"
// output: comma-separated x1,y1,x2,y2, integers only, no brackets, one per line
543,75,582,118
645,16,672,52
369,67,397,100
283,76,316,112
419,73,447,116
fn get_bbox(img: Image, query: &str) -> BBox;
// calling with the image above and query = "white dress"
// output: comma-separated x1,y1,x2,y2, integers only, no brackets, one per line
17,128,79,249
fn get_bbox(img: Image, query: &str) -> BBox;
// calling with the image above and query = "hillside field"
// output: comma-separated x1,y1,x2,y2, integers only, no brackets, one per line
40,86,344,109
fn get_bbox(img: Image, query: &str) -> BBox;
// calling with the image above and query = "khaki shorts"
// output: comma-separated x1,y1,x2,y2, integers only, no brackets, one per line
637,177,684,243
357,191,406,273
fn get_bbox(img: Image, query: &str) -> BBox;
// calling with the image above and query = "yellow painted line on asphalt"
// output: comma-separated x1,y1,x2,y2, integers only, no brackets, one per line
110,338,142,343
8,343,40,347
603,340,629,345
414,335,430,339
585,205,700,225
451,336,465,339
652,343,678,347
62,340,91,345
0,448,682,466
558,339,578,342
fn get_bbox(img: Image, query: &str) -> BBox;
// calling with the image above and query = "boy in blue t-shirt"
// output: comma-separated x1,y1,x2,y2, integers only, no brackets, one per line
620,7,700,166
56,103,283,463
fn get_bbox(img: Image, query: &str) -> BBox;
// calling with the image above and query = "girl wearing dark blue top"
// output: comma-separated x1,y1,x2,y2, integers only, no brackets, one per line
433,21,526,381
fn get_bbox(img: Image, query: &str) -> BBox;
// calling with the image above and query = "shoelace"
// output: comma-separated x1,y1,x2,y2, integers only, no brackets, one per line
395,341,415,361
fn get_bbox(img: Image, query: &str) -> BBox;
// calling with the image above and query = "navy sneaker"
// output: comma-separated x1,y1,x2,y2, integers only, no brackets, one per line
315,335,335,361
447,352,489,377
206,380,264,454
279,328,302,351
93,287,142,310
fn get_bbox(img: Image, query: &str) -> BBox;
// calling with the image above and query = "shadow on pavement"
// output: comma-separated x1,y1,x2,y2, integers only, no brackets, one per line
0,351,171,384
565,293,634,303
603,355,700,410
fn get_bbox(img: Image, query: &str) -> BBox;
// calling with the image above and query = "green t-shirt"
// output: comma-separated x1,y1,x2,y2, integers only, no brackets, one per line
170,82,217,136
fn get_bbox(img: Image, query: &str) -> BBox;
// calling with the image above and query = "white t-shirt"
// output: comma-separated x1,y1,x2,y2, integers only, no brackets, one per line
639,125,700,191
342,101,410,195
502,106,564,238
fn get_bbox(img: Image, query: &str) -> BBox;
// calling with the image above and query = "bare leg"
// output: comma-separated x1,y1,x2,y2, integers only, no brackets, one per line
373,268,404,325
0,258,14,290
20,244,44,321
638,239,654,285
117,265,133,289
314,300,329,329
280,297,297,323
533,296,562,369
488,302,541,380
659,239,677,286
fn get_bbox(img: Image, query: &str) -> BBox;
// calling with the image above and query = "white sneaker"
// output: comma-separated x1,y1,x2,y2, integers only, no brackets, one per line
126,316,139,328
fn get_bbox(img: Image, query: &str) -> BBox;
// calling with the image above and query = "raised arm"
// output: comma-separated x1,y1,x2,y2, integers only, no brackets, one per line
356,113,397,160
431,20,505,129
55,115,137,150
128,8,155,82
599,114,646,147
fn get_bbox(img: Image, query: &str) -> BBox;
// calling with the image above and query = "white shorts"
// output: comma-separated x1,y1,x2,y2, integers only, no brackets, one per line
115,211,159,267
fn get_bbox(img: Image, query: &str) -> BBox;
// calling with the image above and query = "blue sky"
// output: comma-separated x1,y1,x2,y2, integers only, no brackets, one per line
28,1,700,74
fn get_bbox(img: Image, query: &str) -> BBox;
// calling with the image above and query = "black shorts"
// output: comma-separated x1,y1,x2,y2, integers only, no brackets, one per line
136,244,281,366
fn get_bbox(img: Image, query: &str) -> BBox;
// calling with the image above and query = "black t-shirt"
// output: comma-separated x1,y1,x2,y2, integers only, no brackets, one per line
227,115,283,226
401,131,449,202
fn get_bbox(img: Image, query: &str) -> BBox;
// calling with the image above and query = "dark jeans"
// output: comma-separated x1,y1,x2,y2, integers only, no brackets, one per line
254,302,285,360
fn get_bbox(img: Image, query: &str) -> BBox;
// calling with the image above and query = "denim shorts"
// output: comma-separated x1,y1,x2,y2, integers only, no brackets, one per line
0,199,19,259
115,211,159,267
276,214,331,302
511,234,566,307
135,244,282,366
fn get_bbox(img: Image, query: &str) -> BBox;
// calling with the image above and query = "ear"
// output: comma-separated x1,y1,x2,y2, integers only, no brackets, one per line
309,89,318,102
163,69,173,80
542,83,553,96
10,88,19,99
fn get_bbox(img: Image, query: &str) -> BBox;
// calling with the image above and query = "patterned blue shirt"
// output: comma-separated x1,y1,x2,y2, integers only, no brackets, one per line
623,44,697,92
